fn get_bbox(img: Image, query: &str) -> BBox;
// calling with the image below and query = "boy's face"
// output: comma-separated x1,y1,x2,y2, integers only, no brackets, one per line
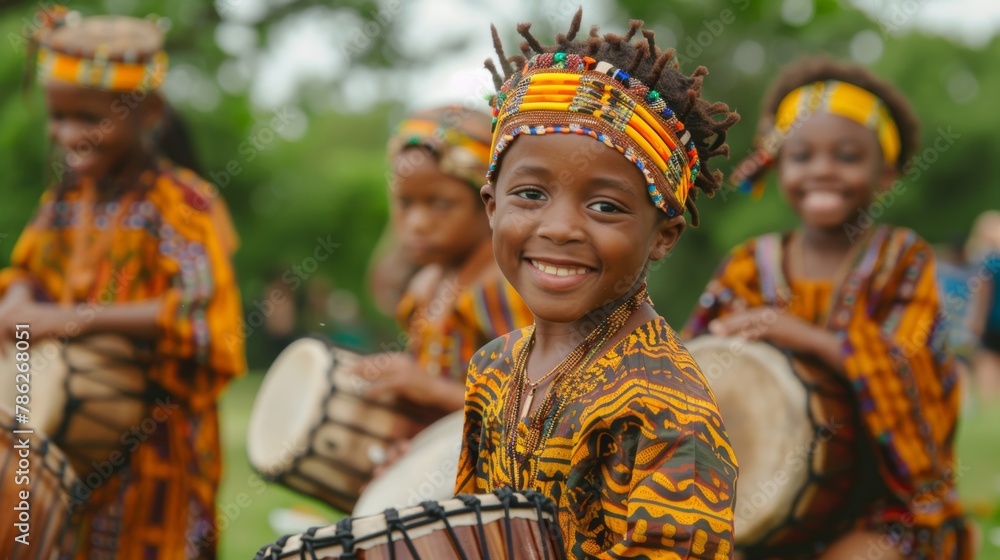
777,112,896,231
391,149,490,267
485,134,684,324
44,81,155,179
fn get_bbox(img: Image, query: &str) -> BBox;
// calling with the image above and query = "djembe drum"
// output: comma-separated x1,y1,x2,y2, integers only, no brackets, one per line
0,405,82,560
248,338,441,512
254,489,565,560
686,335,862,553
0,335,151,478
353,410,465,517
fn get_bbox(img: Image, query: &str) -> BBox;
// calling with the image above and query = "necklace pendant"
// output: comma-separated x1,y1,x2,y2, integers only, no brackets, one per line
520,386,536,420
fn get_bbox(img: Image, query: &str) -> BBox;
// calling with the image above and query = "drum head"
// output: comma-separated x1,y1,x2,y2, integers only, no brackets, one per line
686,335,813,542
258,491,562,559
0,338,69,438
248,338,335,474
352,410,465,516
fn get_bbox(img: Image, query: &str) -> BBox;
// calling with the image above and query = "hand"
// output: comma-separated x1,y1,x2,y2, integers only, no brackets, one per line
347,352,465,412
708,308,816,351
0,285,38,344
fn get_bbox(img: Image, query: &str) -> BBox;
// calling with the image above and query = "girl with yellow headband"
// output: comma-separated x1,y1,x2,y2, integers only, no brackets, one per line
455,11,740,558
0,9,245,558
684,57,970,559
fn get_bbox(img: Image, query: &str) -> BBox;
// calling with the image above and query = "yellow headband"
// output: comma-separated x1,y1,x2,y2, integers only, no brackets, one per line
732,80,901,196
37,47,168,92
388,115,492,188
487,53,699,216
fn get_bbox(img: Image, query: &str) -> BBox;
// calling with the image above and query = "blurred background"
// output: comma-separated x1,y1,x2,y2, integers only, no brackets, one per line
1,0,998,558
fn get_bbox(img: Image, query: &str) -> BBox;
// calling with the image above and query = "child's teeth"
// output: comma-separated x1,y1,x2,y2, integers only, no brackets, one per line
533,260,587,276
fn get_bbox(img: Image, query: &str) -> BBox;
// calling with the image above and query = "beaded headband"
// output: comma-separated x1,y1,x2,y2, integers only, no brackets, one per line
34,10,168,93
731,80,901,197
486,52,700,216
387,111,493,189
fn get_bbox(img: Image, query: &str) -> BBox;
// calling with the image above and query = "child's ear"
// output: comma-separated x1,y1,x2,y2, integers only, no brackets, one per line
877,163,899,192
481,183,496,229
650,213,686,262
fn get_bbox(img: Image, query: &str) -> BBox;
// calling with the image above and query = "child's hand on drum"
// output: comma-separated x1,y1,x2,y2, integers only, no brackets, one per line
708,308,845,372
349,352,466,412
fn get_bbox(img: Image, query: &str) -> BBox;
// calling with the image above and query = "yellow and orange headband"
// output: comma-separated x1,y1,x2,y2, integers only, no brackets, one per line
33,9,168,93
387,111,493,189
487,52,700,216
731,80,901,197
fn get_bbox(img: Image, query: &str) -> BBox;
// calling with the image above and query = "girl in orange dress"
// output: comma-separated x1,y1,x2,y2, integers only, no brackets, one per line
684,57,970,560
0,9,245,559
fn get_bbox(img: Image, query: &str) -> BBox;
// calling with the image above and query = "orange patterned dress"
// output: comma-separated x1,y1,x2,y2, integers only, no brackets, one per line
396,240,533,382
0,162,245,559
456,317,738,559
683,226,969,559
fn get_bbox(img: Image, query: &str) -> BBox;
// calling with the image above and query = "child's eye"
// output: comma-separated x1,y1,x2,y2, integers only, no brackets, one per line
515,188,546,201
837,151,862,163
788,150,810,162
588,201,623,213
432,198,454,210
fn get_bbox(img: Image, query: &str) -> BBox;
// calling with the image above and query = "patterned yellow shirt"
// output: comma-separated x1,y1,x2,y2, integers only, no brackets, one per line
455,317,738,559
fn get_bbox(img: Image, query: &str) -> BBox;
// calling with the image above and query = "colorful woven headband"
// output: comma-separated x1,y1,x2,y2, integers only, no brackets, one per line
387,114,493,189
487,52,700,216
33,11,168,93
731,80,901,197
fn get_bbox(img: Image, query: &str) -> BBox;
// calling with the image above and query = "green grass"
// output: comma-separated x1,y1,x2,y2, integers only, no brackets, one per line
216,373,1000,559
217,372,342,560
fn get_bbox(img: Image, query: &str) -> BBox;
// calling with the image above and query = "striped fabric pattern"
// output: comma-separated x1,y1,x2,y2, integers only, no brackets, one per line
0,162,245,559
456,318,738,559
681,226,970,559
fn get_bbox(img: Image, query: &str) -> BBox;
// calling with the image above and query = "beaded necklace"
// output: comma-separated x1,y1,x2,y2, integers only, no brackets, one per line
503,285,648,488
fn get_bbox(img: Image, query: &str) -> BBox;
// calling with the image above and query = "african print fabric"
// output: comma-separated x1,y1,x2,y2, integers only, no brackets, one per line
456,317,738,559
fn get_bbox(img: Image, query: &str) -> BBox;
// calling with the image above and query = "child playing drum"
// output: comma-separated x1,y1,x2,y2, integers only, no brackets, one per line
684,56,970,559
455,12,740,558
0,8,245,558
353,106,533,458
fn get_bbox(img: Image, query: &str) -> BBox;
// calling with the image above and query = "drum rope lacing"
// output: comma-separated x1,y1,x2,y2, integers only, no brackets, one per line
254,488,563,560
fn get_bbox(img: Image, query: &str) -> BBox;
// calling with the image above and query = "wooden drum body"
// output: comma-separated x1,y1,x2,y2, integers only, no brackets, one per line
1,405,82,560
686,335,861,553
0,335,150,478
254,489,566,560
248,338,438,512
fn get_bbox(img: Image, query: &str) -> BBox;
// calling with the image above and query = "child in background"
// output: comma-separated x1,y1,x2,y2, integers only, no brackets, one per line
685,56,969,559
456,12,740,558
356,106,533,419
0,9,245,558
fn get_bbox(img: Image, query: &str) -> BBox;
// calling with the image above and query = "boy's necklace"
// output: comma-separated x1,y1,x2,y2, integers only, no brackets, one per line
503,285,648,488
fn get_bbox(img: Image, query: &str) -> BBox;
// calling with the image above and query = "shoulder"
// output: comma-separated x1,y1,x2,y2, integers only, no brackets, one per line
615,318,723,416
469,327,531,377
148,162,218,216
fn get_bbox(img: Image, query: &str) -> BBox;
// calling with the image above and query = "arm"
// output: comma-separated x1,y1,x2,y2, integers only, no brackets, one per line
603,426,737,559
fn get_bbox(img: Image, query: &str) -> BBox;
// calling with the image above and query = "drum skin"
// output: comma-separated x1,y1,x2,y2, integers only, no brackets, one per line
0,405,82,560
0,335,150,480
254,489,566,560
248,338,442,512
686,335,862,553
353,411,465,517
